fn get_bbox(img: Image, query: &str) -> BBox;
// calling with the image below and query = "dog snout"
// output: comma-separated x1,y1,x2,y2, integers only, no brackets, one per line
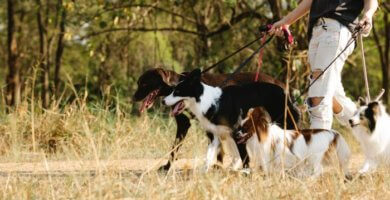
349,118,359,127
349,119,353,126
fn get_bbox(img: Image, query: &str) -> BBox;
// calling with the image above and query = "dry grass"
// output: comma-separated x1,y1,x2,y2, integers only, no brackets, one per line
0,98,389,199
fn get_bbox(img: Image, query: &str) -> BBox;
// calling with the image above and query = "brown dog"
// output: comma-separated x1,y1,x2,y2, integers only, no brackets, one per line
133,68,288,170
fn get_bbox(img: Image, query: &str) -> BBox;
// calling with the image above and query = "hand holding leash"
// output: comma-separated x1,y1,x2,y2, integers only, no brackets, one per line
259,24,294,44
359,15,373,37
202,23,293,75
259,24,294,50
358,15,372,37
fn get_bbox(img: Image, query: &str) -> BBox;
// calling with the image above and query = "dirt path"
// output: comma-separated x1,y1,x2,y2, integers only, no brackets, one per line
0,158,202,176
0,154,364,176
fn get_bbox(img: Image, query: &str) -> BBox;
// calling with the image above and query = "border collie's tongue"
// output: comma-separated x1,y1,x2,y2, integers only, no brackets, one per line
171,101,185,116
139,89,160,113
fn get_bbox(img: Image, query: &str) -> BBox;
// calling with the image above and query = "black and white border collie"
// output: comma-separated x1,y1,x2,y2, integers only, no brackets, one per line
237,107,351,177
349,90,390,173
163,69,300,170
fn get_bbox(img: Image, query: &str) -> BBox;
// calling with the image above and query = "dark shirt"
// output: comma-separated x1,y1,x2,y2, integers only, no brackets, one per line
309,0,364,40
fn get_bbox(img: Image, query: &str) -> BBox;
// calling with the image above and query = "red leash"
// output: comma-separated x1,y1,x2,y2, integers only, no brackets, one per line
254,34,267,82
254,25,294,82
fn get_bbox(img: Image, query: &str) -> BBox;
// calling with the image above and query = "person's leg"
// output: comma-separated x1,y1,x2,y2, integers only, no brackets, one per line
307,19,354,129
307,22,337,129
332,29,357,125
333,84,357,125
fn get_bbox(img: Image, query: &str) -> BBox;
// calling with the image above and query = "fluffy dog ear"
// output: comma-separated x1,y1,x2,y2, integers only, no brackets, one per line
156,68,173,86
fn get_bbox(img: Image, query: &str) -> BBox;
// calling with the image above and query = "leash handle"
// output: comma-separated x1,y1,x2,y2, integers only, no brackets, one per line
258,24,293,45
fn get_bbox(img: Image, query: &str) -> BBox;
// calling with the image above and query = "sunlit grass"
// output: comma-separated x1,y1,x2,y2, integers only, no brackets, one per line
0,98,388,199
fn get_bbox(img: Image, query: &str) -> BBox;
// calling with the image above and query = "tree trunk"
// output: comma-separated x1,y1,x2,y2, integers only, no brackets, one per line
54,0,66,96
6,0,21,108
267,0,282,20
372,12,390,104
36,0,50,108
98,43,112,98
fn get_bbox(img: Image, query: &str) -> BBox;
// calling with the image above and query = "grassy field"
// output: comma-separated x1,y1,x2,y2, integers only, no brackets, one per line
0,100,389,199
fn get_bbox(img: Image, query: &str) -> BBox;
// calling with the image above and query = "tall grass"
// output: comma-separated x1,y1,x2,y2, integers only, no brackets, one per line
0,99,209,162
0,85,389,199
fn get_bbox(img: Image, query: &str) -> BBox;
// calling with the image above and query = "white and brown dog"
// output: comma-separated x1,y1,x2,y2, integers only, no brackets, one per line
349,90,390,173
237,107,351,177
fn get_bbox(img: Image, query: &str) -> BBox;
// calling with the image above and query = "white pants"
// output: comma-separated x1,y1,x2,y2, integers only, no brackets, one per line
307,18,357,129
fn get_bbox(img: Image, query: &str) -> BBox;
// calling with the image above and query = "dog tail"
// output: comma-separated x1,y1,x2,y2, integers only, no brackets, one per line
334,132,351,175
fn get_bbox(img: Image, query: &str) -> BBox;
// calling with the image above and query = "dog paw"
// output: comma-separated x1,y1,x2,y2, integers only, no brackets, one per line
231,159,243,171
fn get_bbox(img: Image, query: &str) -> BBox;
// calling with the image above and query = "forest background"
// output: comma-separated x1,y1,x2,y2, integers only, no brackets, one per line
1,0,388,112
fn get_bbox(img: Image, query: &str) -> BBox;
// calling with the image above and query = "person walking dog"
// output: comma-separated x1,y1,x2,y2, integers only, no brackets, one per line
271,0,378,129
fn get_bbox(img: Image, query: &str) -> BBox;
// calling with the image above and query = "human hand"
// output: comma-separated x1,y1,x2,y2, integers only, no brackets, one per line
269,18,290,37
358,14,373,37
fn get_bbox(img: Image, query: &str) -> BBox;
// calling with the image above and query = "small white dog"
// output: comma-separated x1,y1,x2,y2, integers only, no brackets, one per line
349,90,390,173
237,107,351,177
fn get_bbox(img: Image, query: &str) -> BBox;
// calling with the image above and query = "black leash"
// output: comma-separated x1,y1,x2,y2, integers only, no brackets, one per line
202,34,267,74
221,35,275,86
218,25,293,86
202,25,277,74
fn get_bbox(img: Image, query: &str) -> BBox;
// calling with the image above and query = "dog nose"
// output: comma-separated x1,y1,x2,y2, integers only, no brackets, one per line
348,119,353,125
162,99,166,105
